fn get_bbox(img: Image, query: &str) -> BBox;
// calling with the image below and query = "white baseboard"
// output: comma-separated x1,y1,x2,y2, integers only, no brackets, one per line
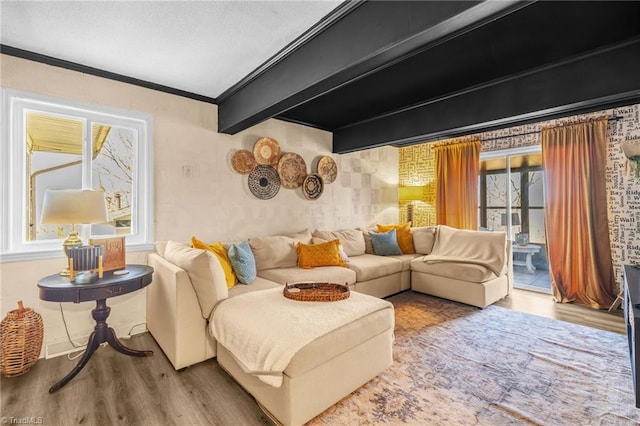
45,335,90,359
43,325,148,359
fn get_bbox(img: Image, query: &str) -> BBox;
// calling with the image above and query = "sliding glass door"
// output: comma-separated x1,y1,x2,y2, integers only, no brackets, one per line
479,147,551,293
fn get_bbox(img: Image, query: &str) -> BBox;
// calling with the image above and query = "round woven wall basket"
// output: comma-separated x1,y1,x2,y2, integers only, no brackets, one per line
0,301,44,377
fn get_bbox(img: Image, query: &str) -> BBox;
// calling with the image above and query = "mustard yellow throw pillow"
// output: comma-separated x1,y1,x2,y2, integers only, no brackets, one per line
191,237,237,288
296,239,346,269
377,223,415,254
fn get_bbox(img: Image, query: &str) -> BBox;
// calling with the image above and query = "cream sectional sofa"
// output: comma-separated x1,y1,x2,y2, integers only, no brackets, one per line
146,225,512,425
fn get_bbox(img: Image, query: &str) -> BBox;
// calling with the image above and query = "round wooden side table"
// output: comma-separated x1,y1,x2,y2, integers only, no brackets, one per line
38,264,154,393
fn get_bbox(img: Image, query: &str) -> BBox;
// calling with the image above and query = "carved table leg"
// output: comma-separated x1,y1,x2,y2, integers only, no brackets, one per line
49,298,152,393
106,327,153,357
48,330,101,393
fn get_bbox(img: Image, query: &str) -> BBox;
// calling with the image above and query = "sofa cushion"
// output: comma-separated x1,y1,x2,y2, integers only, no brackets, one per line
191,237,236,288
164,241,228,319
155,240,169,258
311,237,350,263
312,229,365,256
370,229,403,256
249,235,302,271
297,240,346,269
347,254,402,282
411,256,497,282
389,253,422,271
228,277,280,298
284,229,313,244
359,227,377,254
258,266,356,286
412,226,437,254
286,306,394,376
228,241,257,284
377,223,415,254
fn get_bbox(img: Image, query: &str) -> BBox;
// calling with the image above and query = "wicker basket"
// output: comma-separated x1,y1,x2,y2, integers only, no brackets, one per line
0,301,44,377
283,282,350,302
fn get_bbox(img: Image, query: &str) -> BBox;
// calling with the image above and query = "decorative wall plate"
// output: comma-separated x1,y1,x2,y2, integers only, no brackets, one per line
302,174,324,200
248,165,280,199
231,149,257,174
317,156,338,184
253,137,281,166
277,152,307,189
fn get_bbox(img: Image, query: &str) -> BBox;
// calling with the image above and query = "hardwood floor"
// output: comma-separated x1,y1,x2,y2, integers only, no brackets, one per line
1,333,271,426
1,289,625,425
495,288,625,334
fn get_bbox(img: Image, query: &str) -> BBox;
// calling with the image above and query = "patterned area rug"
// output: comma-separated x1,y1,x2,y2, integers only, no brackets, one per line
311,291,640,425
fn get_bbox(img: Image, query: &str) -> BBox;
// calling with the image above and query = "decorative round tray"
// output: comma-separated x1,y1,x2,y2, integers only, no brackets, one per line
277,152,307,189
231,149,257,174
302,173,324,200
283,282,350,302
254,137,281,166
317,156,338,184
248,165,281,199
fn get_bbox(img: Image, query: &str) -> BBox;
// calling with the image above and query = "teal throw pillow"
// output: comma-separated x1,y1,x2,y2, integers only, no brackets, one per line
228,241,256,284
370,229,403,256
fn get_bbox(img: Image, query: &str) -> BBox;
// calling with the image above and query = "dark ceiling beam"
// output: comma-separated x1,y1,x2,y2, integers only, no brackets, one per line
332,39,640,153
217,0,532,135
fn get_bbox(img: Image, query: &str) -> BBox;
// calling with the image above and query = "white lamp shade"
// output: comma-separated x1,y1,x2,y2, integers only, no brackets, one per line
41,189,108,225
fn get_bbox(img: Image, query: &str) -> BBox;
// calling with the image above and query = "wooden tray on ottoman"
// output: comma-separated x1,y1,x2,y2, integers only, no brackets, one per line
283,283,350,302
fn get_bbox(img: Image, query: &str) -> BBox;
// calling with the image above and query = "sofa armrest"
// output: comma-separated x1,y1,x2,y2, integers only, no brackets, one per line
147,252,216,369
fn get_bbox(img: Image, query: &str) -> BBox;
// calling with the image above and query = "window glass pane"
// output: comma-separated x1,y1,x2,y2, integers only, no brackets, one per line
486,173,507,208
27,112,83,241
529,170,544,207
510,171,521,208
91,124,135,236
486,208,506,231
529,209,546,243
480,152,544,241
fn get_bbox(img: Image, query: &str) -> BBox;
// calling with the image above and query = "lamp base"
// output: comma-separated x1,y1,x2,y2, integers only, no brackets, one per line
406,204,414,225
60,228,83,276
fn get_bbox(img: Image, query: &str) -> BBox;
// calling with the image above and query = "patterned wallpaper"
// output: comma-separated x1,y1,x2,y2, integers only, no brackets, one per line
399,103,640,291
398,143,437,225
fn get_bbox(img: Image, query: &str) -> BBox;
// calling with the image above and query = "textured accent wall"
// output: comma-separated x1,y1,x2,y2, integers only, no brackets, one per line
398,143,436,226
399,104,640,292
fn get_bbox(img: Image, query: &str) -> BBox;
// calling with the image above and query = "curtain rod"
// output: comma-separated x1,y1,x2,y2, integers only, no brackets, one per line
481,116,622,143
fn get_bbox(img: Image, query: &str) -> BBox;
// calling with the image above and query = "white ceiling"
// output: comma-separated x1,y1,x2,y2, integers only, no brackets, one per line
0,0,343,99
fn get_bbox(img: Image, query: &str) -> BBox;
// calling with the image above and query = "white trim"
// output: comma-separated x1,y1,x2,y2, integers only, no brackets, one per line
0,243,154,263
480,144,541,160
1,89,154,260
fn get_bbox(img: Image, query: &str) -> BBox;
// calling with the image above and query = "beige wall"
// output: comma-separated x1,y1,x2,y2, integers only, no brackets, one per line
0,55,399,355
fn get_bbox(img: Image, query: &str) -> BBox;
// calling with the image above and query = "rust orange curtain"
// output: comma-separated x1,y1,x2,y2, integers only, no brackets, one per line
434,140,480,230
541,119,616,309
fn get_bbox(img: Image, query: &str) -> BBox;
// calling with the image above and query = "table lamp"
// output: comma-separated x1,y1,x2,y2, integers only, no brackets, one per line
399,185,426,224
40,189,108,275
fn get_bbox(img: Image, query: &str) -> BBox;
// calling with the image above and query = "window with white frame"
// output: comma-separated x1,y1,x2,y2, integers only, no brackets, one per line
1,89,153,261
